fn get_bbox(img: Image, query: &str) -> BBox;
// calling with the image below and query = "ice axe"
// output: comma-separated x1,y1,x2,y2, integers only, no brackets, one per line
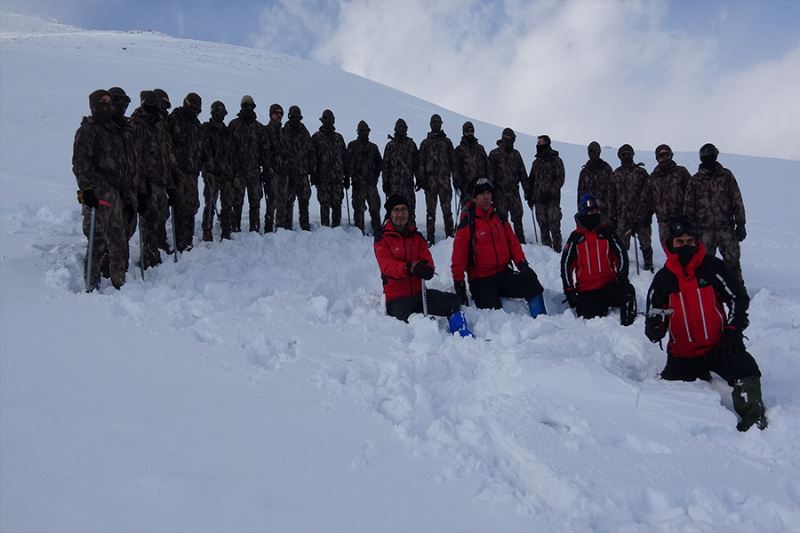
421,278,428,317
530,204,539,244
84,199,112,292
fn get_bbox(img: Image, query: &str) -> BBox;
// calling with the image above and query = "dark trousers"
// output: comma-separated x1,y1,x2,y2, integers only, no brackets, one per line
576,284,622,319
386,289,461,322
469,267,543,310
661,346,761,385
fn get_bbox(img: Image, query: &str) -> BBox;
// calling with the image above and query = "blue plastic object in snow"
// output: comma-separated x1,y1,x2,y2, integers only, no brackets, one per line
528,293,547,318
448,310,473,337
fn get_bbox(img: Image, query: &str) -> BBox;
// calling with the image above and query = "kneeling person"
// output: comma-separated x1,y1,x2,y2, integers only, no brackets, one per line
451,178,546,317
374,195,472,336
561,194,636,325
645,215,767,432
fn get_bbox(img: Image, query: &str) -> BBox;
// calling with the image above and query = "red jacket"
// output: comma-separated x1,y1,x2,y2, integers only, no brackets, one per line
451,202,526,282
374,220,433,302
561,224,627,292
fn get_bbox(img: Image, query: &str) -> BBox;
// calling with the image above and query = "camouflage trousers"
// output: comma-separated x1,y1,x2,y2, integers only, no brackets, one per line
384,182,416,226
236,168,263,232
201,172,225,241
266,172,289,232
494,189,525,244
617,217,654,269
82,185,127,289
351,180,382,234
316,178,344,227
219,179,243,238
534,201,562,251
139,183,170,270
699,227,744,285
174,172,200,251
286,174,312,231
422,175,454,243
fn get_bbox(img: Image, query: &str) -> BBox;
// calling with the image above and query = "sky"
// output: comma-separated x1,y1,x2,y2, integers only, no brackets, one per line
2,0,799,160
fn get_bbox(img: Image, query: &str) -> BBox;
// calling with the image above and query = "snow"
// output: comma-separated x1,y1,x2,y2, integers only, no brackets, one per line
2,11,800,532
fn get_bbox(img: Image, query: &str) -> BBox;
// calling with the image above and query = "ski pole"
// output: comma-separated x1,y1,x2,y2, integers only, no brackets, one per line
85,206,96,292
345,187,351,226
421,278,428,317
138,215,145,281
170,205,179,263
632,232,640,275
531,204,539,244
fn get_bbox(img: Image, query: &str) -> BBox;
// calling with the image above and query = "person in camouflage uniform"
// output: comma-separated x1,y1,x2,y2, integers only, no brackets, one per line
382,118,419,226
453,121,489,208
200,101,234,240
282,105,314,231
345,120,383,235
417,113,455,244
523,134,565,252
73,89,136,290
264,103,288,232
107,87,137,273
311,109,347,227
607,144,654,271
229,95,266,233
488,128,527,243
684,143,747,285
637,144,692,242
577,141,613,209
166,92,204,251
130,91,177,269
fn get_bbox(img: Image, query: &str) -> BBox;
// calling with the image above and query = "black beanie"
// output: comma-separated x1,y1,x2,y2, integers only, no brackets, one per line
384,194,409,213
618,144,634,159
269,103,283,115
462,121,474,135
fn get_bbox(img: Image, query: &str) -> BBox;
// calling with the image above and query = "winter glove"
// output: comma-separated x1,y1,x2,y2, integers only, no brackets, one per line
718,327,744,359
410,260,434,280
735,223,747,242
517,260,534,278
78,188,99,208
343,177,350,190
167,188,177,207
565,289,579,309
454,280,469,306
645,316,666,343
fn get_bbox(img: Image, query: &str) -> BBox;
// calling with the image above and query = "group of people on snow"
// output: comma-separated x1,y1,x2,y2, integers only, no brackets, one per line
72,87,764,432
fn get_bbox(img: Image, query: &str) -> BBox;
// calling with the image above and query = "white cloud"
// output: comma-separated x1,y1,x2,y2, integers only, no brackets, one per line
251,0,800,160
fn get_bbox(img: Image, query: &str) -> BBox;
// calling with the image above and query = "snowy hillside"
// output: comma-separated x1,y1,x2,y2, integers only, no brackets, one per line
2,12,800,533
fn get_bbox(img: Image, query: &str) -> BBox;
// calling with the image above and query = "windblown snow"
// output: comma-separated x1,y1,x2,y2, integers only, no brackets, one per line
1,12,799,533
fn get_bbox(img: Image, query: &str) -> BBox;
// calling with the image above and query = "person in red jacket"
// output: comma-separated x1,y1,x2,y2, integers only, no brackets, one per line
375,195,472,336
451,178,546,316
645,215,767,432
561,194,636,325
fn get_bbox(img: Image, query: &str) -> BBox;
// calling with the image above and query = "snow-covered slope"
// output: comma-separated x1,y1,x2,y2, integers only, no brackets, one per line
2,12,799,532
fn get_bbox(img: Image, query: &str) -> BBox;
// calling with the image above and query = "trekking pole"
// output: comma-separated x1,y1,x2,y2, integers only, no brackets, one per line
85,206,96,292
531,204,539,244
421,278,429,317
345,187,351,226
632,232,640,275
170,205,179,263
137,216,145,281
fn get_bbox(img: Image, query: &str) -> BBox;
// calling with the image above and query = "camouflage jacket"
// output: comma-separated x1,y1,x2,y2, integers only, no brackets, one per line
345,138,382,186
523,148,565,204
72,116,135,195
417,131,454,187
311,126,346,182
488,144,526,192
577,158,613,206
229,114,265,174
166,106,204,176
130,107,177,190
382,135,418,192
637,159,691,223
282,120,314,176
607,162,649,222
453,136,489,190
264,119,285,177
684,163,746,230
200,119,233,177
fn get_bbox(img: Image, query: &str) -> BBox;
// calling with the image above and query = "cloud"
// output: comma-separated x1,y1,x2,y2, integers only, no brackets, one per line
251,0,800,160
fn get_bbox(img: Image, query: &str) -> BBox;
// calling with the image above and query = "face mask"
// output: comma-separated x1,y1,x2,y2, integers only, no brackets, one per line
240,108,256,121
677,245,696,266
357,130,369,141
431,122,442,133
700,155,717,167
581,213,601,230
536,144,548,156
395,127,407,138
211,110,226,122
92,104,113,124
502,138,514,150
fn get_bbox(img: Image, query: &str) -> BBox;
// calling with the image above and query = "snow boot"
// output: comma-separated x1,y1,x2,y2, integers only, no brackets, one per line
527,293,547,318
732,377,768,431
642,247,654,273
447,310,473,337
